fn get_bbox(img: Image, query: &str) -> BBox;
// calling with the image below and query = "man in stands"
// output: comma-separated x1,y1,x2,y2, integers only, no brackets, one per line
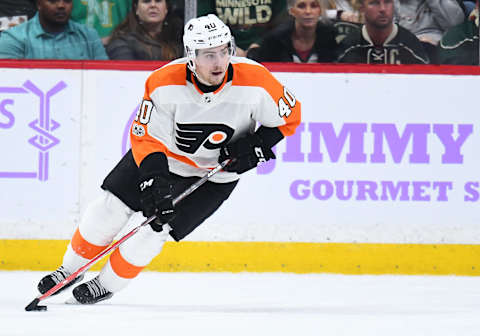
337,0,429,64
0,0,107,59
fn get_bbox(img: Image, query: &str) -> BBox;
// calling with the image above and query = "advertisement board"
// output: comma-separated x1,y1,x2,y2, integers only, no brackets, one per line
0,69,82,238
1,63,479,246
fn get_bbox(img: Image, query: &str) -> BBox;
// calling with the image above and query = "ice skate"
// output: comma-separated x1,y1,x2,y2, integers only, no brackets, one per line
37,266,84,296
72,276,113,304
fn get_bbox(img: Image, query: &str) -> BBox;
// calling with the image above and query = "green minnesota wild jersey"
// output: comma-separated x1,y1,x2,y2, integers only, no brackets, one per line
197,0,287,50
71,0,130,38
337,24,429,64
438,19,479,65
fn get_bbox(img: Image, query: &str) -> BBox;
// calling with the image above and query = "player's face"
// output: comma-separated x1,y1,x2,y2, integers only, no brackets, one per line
289,0,321,29
362,0,394,29
195,44,231,86
136,0,168,25
37,0,73,25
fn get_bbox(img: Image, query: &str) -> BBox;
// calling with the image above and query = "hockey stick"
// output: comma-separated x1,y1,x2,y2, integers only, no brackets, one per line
25,160,230,312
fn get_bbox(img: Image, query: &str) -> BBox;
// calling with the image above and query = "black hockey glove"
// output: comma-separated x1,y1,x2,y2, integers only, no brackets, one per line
139,175,176,227
218,133,275,174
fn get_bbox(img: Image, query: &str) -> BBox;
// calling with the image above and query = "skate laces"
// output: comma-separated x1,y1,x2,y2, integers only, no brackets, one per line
51,266,71,284
85,278,110,298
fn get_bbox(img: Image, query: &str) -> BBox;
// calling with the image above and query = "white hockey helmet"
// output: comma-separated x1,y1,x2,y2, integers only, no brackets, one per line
183,14,234,73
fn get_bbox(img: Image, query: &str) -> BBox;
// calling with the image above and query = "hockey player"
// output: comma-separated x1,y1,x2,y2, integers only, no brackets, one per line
337,0,430,64
36,14,301,304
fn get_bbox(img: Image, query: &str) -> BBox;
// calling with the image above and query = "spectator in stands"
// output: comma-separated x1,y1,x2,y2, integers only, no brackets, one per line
164,0,184,21
324,0,363,43
393,0,465,62
437,0,479,65
71,0,130,45
337,0,429,64
247,0,338,63
0,0,37,32
0,0,108,59
106,0,182,60
197,0,288,56
464,0,476,13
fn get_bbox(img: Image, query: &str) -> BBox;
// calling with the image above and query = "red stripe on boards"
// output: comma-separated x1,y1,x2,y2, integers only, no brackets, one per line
1,59,480,75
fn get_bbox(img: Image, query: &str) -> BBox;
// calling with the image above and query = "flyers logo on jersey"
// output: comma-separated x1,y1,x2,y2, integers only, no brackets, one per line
175,123,234,154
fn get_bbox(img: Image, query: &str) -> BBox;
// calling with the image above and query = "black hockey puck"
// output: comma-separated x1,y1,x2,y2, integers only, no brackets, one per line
25,298,48,312
34,305,47,311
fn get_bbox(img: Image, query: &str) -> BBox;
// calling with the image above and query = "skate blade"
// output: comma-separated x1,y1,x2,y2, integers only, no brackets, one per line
65,297,80,305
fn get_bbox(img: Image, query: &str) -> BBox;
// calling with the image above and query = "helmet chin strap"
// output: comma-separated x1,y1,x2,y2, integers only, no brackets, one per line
187,59,198,77
187,60,205,84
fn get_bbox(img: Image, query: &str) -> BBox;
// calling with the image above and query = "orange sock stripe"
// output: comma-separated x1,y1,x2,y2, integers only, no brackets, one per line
109,248,145,279
71,228,109,260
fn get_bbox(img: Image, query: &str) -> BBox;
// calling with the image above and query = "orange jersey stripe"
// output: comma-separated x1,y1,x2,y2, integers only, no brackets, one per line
131,58,301,174
278,100,301,137
231,62,301,137
71,228,108,260
144,63,186,100
131,63,201,168
109,248,145,279
131,133,200,168
131,134,168,166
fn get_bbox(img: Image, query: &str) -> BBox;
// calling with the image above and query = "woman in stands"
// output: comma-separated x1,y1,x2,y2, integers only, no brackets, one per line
324,0,363,43
106,0,183,60
247,0,338,63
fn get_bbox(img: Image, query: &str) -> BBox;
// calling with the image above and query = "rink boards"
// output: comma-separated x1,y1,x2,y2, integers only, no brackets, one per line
2,240,480,275
1,61,479,275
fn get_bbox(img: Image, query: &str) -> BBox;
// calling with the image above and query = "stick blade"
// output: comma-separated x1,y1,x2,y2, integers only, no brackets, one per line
25,298,47,312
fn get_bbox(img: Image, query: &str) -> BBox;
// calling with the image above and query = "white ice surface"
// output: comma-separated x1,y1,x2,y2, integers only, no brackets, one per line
2,271,480,336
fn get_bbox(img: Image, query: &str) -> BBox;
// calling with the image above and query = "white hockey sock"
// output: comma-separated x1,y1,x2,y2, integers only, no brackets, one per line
98,224,171,293
61,191,134,273
61,244,90,274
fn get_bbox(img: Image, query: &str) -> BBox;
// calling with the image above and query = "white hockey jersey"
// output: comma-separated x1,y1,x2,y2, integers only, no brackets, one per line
130,56,301,183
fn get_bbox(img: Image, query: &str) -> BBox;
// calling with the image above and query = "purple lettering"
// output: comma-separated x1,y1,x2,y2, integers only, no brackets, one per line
290,180,310,200
0,99,15,129
308,123,367,163
380,181,410,200
412,181,431,201
312,180,333,200
283,122,305,162
356,180,378,200
335,180,354,200
272,122,473,168
433,124,473,164
432,181,452,201
257,146,276,175
371,124,430,163
464,182,479,202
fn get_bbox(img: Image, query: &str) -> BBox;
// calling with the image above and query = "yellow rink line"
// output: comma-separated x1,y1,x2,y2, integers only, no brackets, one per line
1,240,480,275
